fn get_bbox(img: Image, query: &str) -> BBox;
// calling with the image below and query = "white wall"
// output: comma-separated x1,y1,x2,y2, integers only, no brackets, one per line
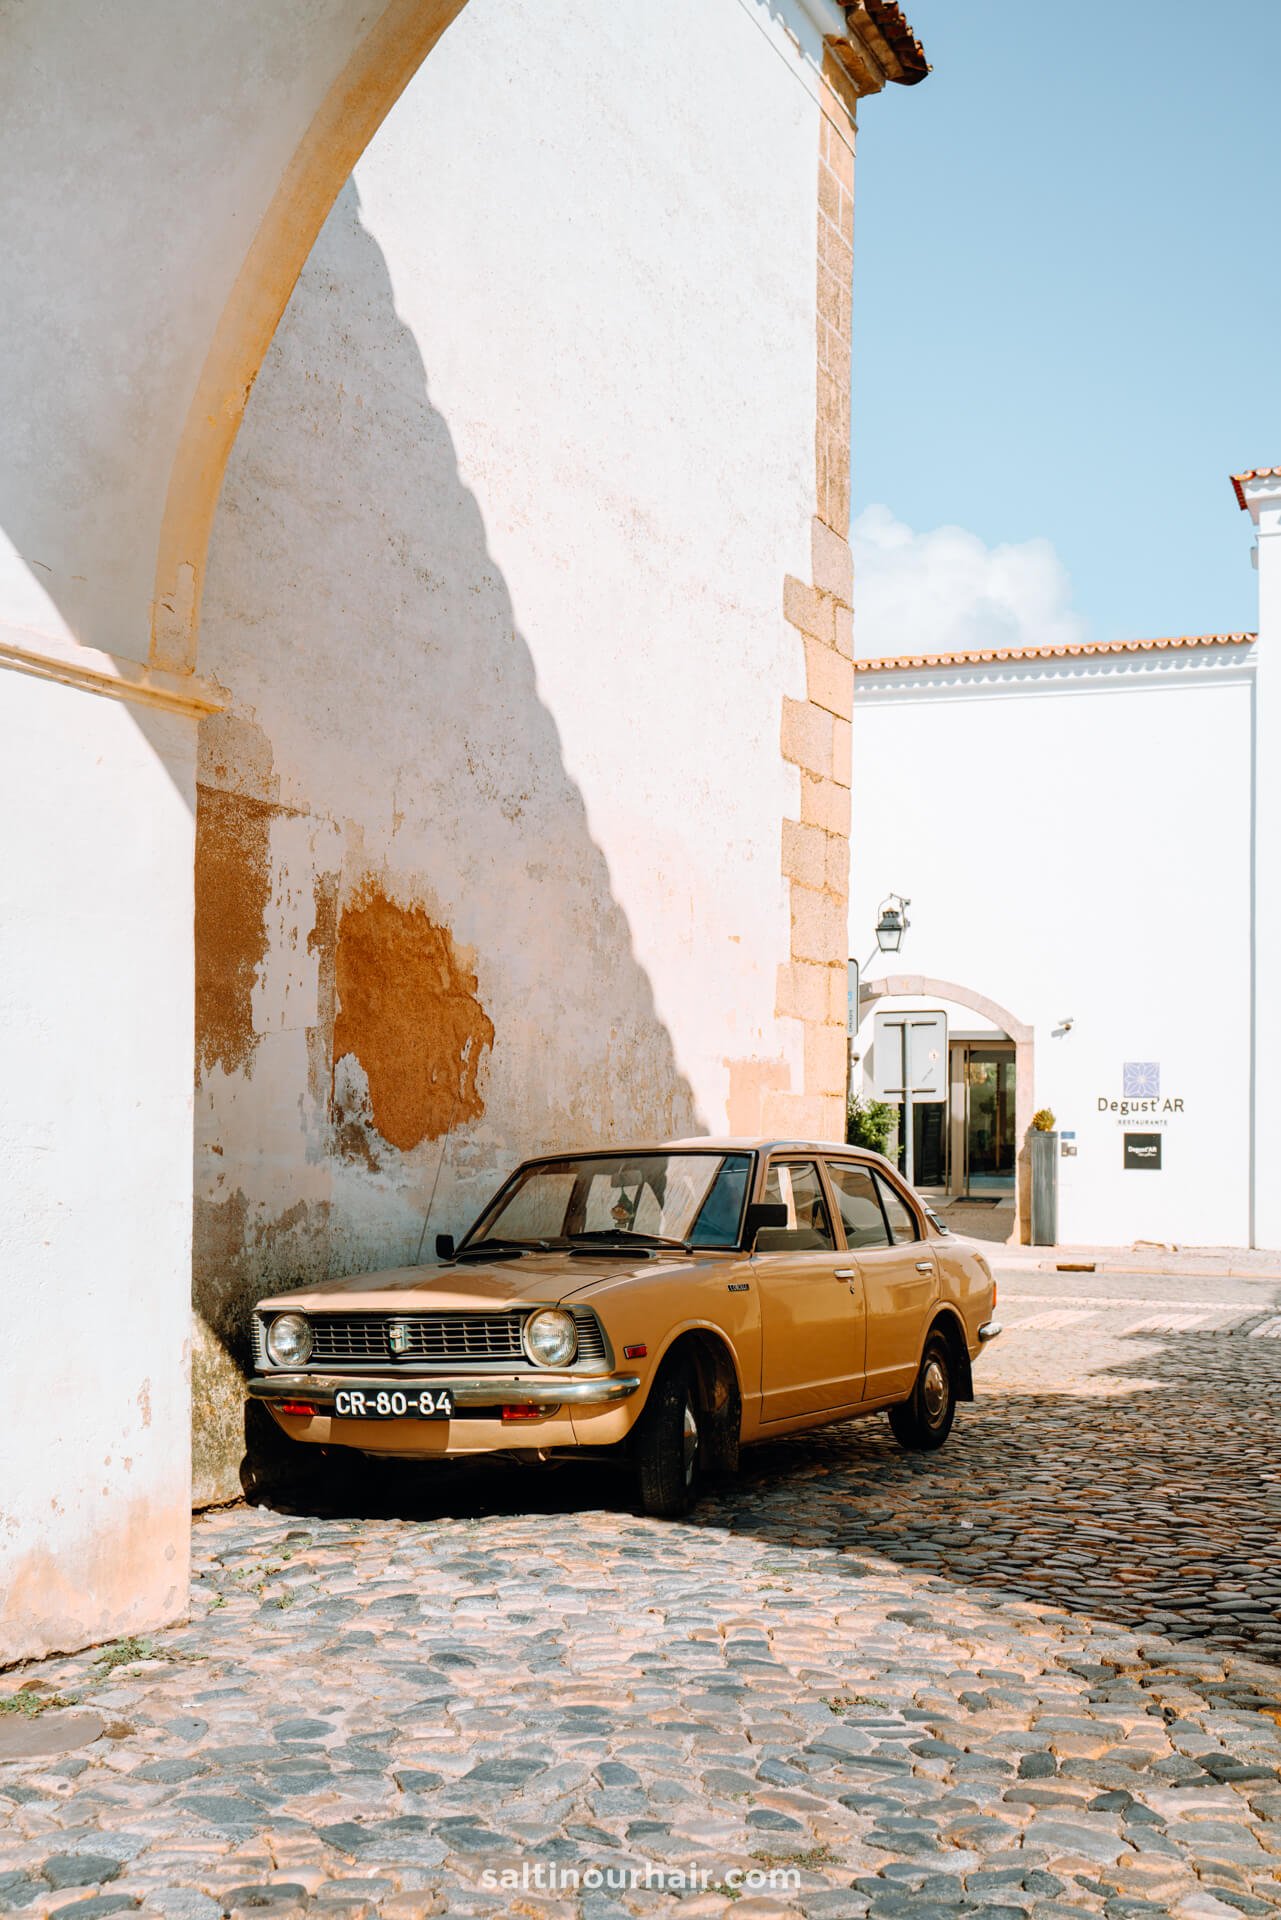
0,0,401,663
190,0,826,1500
851,662,1254,1247
1245,476,1281,1251
0,679,195,1660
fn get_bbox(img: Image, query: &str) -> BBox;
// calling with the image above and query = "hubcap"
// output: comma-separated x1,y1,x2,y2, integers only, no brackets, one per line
922,1358,948,1424
681,1398,699,1483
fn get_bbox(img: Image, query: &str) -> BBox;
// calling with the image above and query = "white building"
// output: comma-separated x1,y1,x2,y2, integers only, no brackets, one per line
849,469,1279,1250
1,0,927,1663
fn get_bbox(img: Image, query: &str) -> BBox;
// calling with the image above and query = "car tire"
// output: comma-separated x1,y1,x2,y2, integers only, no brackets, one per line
634,1357,702,1518
888,1332,956,1452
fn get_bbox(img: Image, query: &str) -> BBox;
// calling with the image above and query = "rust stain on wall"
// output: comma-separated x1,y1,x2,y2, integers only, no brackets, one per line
194,786,275,1080
306,870,340,1116
332,882,493,1152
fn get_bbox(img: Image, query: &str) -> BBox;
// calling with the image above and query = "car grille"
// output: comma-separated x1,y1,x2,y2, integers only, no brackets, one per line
311,1313,523,1362
257,1308,608,1370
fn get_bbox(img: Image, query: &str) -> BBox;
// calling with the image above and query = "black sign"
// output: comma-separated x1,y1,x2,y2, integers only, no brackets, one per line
1124,1132,1162,1171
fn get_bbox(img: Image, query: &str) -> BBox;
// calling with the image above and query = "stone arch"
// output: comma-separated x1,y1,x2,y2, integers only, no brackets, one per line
859,973,1034,1245
149,0,471,676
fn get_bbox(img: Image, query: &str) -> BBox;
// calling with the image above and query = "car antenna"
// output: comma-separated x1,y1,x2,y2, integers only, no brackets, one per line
412,1036,474,1266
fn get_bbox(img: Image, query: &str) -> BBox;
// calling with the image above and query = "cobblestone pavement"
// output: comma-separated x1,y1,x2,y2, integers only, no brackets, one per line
3,1269,1281,1920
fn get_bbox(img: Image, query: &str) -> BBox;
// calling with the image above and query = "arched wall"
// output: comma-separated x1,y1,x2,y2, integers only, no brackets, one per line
0,0,473,1667
151,0,470,675
0,0,919,1660
860,973,1034,1244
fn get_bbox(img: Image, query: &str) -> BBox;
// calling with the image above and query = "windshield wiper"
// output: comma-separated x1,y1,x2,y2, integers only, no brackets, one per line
567,1231,690,1252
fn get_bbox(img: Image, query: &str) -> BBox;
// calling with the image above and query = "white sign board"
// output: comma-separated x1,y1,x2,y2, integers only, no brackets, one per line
872,1010,948,1104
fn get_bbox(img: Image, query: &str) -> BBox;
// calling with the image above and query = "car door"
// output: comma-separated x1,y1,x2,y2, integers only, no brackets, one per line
824,1159,937,1403
753,1157,865,1422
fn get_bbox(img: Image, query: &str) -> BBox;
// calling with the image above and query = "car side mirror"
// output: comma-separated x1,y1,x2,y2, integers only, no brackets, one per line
743,1202,789,1248
435,1233,456,1261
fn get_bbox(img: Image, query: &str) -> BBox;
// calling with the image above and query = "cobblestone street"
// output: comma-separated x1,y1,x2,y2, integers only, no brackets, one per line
3,1266,1281,1920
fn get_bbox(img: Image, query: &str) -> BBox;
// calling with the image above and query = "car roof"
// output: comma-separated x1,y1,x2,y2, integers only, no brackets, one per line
663,1137,868,1154
520,1138,886,1159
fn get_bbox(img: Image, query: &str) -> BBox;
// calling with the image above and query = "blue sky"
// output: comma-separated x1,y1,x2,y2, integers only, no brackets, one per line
849,0,1281,644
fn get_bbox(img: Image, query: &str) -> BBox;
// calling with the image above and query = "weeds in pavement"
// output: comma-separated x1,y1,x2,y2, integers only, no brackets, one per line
95,1637,158,1671
0,1690,79,1718
751,1844,840,1872
93,1637,206,1672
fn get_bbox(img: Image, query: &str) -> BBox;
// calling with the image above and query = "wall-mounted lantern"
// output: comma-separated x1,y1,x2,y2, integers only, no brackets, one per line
874,893,910,954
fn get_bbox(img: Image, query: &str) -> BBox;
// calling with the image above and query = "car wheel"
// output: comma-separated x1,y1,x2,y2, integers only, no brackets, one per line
634,1358,702,1517
888,1332,956,1452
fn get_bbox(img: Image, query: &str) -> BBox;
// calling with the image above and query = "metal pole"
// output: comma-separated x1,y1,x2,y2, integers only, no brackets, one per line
901,1021,915,1187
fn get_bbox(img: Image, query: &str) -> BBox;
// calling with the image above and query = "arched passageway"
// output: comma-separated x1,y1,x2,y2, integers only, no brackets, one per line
859,974,1034,1244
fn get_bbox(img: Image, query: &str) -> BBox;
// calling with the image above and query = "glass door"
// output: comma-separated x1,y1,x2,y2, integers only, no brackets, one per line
962,1046,1016,1196
889,1097,948,1190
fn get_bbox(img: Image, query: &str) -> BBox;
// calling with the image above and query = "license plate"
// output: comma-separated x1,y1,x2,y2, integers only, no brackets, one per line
332,1387,454,1420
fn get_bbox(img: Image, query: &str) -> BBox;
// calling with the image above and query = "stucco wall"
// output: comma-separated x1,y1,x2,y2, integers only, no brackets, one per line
851,663,1254,1247
0,679,195,1661
0,0,428,665
191,0,829,1502
0,0,477,1665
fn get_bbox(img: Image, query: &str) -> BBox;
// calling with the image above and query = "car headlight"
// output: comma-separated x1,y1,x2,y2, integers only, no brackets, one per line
266,1312,313,1367
522,1308,577,1369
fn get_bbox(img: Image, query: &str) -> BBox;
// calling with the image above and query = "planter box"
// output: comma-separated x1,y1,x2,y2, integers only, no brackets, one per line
1030,1130,1059,1246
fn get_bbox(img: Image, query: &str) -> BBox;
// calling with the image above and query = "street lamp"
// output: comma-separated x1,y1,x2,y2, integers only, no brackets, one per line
847,892,913,1105
874,893,910,954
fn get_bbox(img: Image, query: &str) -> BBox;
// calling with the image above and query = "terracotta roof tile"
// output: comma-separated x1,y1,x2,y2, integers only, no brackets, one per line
855,2,929,84
854,634,1257,675
1232,467,1281,510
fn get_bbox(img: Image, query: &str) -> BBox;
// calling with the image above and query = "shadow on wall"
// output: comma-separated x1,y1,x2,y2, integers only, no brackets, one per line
192,181,701,1505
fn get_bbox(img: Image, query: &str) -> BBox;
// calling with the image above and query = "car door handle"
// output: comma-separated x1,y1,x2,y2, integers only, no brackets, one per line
915,1260,932,1274
834,1268,855,1280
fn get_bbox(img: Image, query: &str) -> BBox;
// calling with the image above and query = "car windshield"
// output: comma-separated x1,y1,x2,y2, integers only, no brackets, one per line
468,1152,753,1250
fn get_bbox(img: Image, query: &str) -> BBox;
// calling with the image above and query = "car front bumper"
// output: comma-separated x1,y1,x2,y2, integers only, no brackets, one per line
248,1371,643,1409
977,1320,1002,1343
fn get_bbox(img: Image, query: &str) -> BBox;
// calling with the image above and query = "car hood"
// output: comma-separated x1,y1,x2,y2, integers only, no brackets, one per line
257,1249,720,1314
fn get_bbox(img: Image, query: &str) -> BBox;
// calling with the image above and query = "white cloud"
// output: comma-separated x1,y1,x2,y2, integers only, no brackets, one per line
851,505,1088,659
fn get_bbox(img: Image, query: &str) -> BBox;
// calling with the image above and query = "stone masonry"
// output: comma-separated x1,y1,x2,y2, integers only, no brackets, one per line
774,58,860,1144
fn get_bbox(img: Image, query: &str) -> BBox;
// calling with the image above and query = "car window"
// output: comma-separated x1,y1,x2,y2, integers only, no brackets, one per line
493,1172,576,1241
689,1153,752,1247
825,1162,891,1249
874,1172,922,1244
476,1153,741,1246
761,1160,835,1251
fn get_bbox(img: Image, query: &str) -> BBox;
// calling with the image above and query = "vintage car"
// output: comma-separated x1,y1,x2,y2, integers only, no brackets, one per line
250,1139,1001,1515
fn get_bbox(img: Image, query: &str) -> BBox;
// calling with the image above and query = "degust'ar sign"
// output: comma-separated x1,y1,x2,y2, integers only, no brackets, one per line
1094,1064,1184,1170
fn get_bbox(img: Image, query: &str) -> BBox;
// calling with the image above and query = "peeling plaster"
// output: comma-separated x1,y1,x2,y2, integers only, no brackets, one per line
194,787,275,1081
331,880,494,1153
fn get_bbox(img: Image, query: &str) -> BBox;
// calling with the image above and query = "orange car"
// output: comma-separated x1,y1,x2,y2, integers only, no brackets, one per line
250,1139,1001,1515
